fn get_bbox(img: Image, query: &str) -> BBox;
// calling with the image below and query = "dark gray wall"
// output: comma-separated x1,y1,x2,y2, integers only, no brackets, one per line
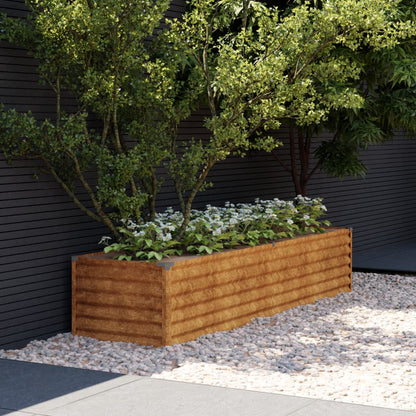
1,0,416,349
306,133,416,253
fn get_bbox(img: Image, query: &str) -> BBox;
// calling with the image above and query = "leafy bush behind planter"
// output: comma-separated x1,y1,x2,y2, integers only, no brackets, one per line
101,195,330,261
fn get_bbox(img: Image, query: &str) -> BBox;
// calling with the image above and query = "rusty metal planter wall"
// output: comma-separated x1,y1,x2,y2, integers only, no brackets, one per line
72,228,352,346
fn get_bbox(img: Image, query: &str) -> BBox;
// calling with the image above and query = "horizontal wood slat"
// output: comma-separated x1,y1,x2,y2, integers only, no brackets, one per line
0,300,70,323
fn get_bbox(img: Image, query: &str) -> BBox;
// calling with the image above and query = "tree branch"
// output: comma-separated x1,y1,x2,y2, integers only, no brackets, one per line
64,149,119,237
289,129,302,195
272,150,292,174
179,156,217,237
41,156,119,238
202,21,216,117
306,161,321,185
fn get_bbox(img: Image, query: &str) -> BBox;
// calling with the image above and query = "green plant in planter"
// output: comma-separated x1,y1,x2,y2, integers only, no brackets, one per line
101,196,330,261
0,0,199,238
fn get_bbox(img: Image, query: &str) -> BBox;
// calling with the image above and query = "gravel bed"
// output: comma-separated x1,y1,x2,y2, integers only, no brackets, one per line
1,272,416,411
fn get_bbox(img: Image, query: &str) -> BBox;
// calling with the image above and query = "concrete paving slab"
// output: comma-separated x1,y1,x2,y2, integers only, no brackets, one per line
290,398,416,416
27,378,316,416
0,410,45,416
18,376,140,414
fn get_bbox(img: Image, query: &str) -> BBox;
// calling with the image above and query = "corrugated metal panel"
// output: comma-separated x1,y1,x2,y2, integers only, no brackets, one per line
72,229,352,346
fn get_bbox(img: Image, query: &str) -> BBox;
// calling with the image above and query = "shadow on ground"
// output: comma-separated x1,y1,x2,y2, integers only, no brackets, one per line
0,358,122,414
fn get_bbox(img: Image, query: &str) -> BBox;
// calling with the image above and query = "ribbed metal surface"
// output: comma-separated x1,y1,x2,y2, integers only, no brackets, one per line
72,256,164,345
166,229,352,344
71,229,351,346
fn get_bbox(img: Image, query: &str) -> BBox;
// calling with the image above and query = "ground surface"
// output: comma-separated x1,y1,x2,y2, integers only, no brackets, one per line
1,272,415,411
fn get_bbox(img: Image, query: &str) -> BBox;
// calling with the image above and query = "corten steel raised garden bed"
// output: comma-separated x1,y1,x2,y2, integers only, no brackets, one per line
72,227,352,346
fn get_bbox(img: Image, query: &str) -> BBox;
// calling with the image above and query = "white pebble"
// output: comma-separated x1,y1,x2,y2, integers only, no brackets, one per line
0,272,415,411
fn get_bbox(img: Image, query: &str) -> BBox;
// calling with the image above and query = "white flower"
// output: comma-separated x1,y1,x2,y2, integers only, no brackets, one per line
213,228,222,236
98,236,112,245
303,214,310,220
286,219,294,225
162,233,172,242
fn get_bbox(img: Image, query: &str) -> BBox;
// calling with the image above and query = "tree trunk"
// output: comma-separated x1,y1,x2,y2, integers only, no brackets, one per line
287,128,320,196
178,157,216,238
289,129,303,195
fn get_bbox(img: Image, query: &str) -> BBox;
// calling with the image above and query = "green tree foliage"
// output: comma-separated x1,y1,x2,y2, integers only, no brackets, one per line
270,0,416,195
1,0,415,243
166,0,416,229
0,0,199,238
